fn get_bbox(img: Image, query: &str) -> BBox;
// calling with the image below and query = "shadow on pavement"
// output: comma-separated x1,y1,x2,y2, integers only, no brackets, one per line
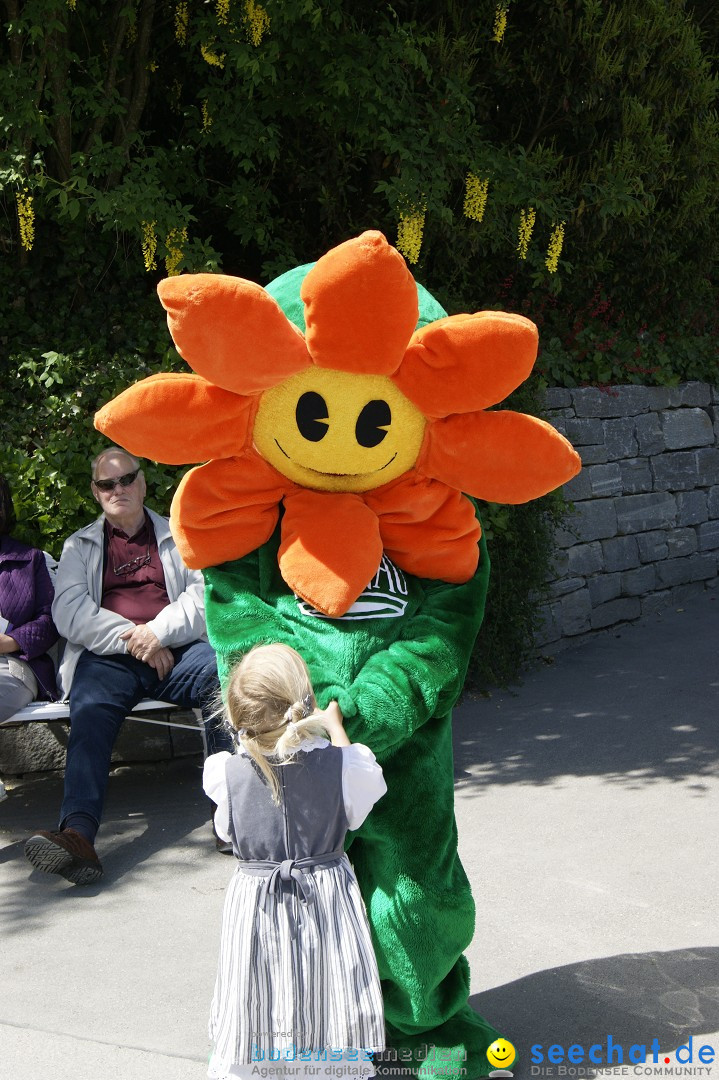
0,757,215,932
473,947,719,1077
454,600,719,790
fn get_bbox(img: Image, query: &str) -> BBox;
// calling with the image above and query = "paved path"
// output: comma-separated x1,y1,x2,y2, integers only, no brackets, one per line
1,590,717,1080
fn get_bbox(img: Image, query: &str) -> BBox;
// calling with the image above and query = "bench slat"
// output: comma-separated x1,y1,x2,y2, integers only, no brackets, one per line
1,700,204,734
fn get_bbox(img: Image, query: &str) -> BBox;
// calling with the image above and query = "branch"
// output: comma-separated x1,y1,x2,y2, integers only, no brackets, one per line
82,6,130,154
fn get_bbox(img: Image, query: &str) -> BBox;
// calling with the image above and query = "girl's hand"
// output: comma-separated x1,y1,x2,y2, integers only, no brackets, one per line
318,700,351,747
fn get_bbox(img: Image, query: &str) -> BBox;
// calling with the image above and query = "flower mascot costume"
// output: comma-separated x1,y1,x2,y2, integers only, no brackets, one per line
96,231,580,1078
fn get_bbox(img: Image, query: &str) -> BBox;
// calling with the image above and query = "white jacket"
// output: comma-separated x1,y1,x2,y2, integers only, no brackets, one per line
52,507,207,696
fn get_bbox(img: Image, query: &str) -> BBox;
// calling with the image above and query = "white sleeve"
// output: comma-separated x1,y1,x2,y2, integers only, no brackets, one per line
203,751,233,843
341,743,387,832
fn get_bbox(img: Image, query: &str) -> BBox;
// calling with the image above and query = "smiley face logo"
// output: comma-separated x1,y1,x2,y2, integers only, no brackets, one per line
487,1038,517,1071
253,367,426,493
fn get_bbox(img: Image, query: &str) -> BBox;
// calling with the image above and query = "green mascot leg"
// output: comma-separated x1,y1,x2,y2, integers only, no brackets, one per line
347,715,500,1079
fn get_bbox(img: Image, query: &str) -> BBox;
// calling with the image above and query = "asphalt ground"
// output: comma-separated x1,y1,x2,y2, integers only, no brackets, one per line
1,588,717,1080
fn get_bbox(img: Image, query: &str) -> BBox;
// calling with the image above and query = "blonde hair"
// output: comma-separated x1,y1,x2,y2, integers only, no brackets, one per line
224,644,329,804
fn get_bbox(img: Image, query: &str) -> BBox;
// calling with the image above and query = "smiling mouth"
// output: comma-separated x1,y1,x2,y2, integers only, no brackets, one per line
274,439,397,476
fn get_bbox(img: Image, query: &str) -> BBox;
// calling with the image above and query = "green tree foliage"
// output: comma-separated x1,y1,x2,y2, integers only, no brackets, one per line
1,0,717,682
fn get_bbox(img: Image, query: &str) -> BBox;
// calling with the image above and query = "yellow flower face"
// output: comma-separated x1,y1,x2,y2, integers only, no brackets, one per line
253,367,426,493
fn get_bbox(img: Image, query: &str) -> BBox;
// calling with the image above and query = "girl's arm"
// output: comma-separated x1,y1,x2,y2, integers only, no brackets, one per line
316,700,351,747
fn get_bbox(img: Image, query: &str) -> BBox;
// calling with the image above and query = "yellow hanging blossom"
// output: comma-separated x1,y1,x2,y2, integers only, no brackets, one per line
141,221,158,272
201,42,226,68
202,101,213,132
463,174,490,223
396,203,426,265
165,226,188,276
16,191,35,252
517,206,536,260
126,21,137,45
491,3,509,44
147,59,159,73
175,2,189,46
243,0,270,47
67,0,77,10
216,0,231,26
545,221,566,273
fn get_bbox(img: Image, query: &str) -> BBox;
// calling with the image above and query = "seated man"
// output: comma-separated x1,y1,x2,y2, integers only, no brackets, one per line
24,446,230,885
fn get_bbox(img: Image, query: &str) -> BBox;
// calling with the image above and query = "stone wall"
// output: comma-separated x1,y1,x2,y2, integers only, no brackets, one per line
537,381,719,647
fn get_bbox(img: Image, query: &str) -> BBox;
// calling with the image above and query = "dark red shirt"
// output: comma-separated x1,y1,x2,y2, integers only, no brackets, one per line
102,514,170,624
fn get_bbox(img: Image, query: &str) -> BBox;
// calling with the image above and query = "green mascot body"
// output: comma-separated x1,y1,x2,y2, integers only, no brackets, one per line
95,230,581,1079
204,516,495,1076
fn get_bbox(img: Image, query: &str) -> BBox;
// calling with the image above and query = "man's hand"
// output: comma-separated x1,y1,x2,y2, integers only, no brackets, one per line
146,646,175,681
121,624,163,663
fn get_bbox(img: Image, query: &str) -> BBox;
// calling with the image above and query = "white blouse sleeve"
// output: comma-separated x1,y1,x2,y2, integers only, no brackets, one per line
341,743,387,831
202,751,233,843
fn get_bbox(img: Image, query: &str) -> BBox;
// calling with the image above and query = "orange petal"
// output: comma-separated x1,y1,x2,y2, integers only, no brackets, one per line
393,311,539,419
95,373,253,463
366,475,480,582
158,274,311,394
170,455,289,569
419,411,581,503
279,491,383,616
300,231,418,375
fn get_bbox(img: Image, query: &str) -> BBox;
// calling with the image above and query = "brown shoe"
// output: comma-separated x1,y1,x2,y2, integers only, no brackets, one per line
25,828,103,885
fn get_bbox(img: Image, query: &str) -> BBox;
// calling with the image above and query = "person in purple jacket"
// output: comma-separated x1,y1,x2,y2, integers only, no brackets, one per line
0,474,59,724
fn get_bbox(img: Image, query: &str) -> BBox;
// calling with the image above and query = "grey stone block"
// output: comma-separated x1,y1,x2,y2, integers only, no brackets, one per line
645,387,672,411
621,565,656,596
579,444,609,466
696,448,719,486
652,452,701,492
619,458,653,494
662,408,714,450
637,530,669,563
587,462,623,497
564,417,605,446
698,520,719,550
534,602,562,646
604,417,638,460
640,590,673,616
572,386,649,418
544,388,572,409
676,490,708,526
549,576,586,598
588,573,622,605
667,382,712,408
635,413,666,456
565,499,618,542
591,596,641,629
708,486,719,518
712,386,719,404
0,721,68,775
602,535,640,571
656,554,717,588
546,549,570,580
563,470,592,502
560,588,592,635
567,541,604,576
615,492,677,534
666,528,697,558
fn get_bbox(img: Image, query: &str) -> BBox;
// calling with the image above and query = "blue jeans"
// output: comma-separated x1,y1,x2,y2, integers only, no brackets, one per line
60,641,231,829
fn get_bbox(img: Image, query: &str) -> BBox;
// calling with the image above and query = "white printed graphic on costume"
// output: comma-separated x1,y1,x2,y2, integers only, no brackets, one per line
296,555,408,620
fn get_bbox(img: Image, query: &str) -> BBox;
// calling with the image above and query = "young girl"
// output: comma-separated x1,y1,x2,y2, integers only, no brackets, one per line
203,643,387,1080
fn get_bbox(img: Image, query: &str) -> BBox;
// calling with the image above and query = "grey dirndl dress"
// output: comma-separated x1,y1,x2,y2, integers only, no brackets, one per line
204,741,386,1078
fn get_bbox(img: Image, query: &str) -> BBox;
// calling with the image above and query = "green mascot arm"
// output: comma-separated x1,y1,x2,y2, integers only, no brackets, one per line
340,530,490,760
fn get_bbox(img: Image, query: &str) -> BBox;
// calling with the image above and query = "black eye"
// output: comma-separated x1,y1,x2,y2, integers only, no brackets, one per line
356,399,391,448
296,392,329,442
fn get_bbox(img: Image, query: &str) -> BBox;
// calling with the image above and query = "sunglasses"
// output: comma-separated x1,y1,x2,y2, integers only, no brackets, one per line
92,469,141,493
